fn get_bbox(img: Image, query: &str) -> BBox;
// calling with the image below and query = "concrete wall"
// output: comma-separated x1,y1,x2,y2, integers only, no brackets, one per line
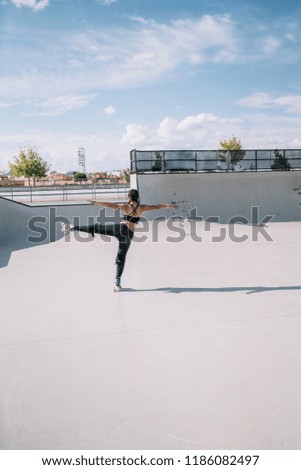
131,171,301,223
0,197,121,244
0,197,122,267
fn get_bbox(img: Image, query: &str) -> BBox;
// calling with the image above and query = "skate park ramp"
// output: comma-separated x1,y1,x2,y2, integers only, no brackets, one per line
1,194,301,450
131,171,301,223
0,196,119,268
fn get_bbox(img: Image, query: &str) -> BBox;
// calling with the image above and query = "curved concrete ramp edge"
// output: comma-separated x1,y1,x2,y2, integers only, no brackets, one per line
0,197,120,269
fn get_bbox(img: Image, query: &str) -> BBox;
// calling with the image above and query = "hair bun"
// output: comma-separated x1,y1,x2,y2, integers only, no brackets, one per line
128,189,140,201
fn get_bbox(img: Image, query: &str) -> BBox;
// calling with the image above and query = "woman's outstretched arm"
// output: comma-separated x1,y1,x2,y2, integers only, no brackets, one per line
87,200,126,210
141,203,178,212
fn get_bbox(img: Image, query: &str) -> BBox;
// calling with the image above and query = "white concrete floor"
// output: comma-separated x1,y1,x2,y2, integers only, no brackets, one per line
0,221,301,450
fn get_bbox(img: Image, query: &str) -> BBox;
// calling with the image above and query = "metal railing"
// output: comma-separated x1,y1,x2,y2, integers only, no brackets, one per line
130,149,301,173
0,182,130,204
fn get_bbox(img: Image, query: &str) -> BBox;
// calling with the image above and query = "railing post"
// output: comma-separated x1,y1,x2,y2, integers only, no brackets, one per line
255,150,258,171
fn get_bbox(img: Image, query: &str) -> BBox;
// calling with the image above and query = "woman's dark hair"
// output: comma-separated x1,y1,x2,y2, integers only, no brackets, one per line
128,189,140,202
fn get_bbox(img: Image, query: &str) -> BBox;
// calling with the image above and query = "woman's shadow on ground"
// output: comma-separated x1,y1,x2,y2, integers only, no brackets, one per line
122,286,301,295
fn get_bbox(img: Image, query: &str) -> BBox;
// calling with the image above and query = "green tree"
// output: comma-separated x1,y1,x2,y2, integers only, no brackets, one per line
122,168,131,184
219,135,246,166
73,172,87,182
9,146,49,186
271,149,291,171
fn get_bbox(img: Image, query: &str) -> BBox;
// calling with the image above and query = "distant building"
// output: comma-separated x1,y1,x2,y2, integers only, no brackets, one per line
47,173,74,185
0,175,25,187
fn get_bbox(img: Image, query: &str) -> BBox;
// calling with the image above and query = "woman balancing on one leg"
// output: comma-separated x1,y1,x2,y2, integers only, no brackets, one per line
61,189,178,292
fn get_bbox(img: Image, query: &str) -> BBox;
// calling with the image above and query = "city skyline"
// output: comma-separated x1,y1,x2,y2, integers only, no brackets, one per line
1,0,301,172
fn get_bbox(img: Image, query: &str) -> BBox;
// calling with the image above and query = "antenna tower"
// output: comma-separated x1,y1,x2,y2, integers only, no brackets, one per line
77,147,86,173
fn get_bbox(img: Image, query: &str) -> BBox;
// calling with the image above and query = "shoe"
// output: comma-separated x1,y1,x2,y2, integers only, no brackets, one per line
114,285,122,292
61,223,70,234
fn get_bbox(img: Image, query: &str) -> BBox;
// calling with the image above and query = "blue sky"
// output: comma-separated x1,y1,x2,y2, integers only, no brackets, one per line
1,0,301,173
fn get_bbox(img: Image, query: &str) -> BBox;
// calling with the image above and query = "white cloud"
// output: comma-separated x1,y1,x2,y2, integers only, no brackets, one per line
68,59,84,68
237,92,301,114
285,33,295,41
156,117,180,146
26,94,97,116
121,124,150,145
120,110,301,152
103,105,116,115
2,111,301,173
0,13,299,105
96,0,116,5
91,14,239,86
275,95,301,114
11,0,49,11
1,11,301,172
127,16,154,26
0,14,240,101
177,113,220,131
0,100,19,108
261,36,281,54
121,113,242,149
236,92,273,109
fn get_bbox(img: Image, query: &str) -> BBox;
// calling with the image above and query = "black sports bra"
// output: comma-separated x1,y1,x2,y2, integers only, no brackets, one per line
123,202,140,224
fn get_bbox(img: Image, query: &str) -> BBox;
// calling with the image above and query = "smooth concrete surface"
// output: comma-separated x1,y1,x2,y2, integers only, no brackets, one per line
1,197,301,450
131,171,301,222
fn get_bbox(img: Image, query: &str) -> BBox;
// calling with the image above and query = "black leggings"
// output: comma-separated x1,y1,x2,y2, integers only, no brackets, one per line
72,223,134,282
